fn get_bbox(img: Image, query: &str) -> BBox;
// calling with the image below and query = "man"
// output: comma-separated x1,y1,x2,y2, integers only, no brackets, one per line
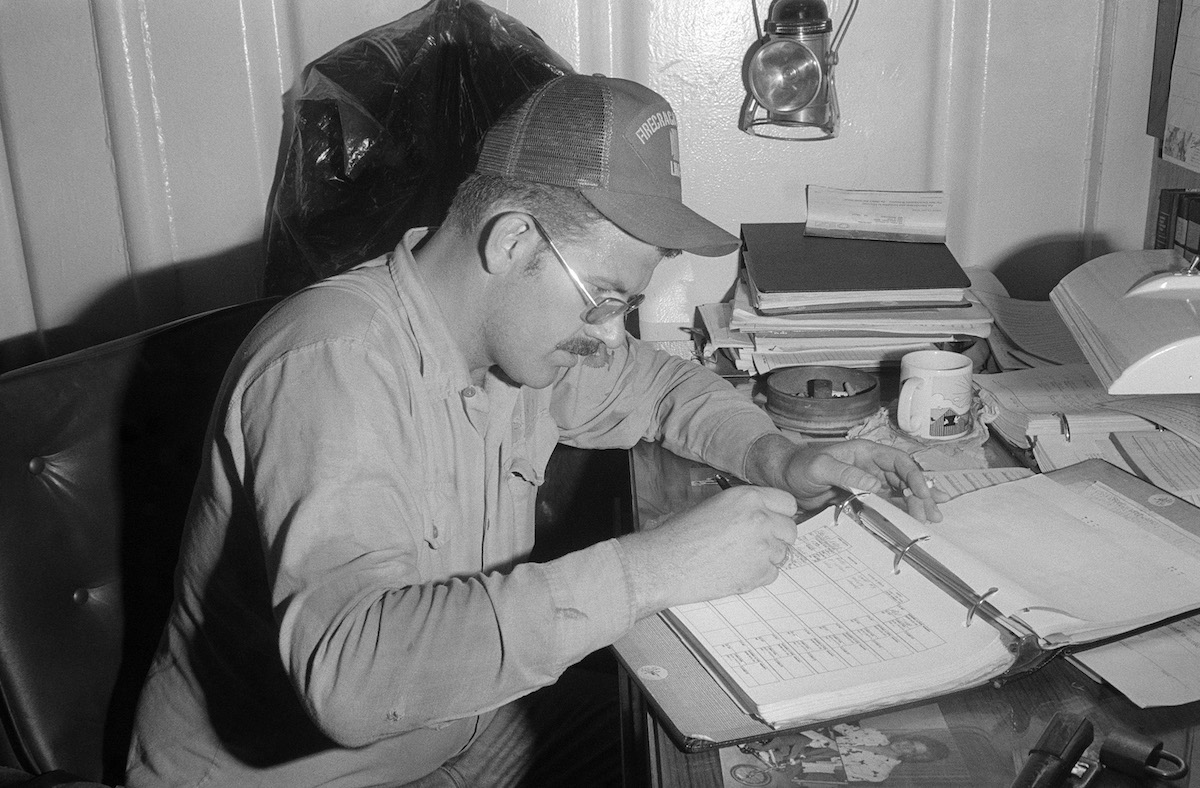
126,73,943,787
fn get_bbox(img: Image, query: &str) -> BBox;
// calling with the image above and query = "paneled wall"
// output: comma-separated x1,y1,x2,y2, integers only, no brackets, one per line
0,0,1158,367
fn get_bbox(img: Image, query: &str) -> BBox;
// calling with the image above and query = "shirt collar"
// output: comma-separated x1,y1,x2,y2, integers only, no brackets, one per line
387,228,521,404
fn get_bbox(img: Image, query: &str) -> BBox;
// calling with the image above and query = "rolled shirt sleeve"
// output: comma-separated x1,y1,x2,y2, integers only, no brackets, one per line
551,336,779,478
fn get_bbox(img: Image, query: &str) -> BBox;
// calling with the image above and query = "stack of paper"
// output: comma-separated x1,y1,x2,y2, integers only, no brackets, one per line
971,363,1200,472
965,267,1087,370
713,190,988,377
699,279,993,375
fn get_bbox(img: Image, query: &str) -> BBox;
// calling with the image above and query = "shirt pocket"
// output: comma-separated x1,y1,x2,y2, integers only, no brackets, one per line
421,481,454,550
414,481,455,579
503,404,558,556
508,400,559,486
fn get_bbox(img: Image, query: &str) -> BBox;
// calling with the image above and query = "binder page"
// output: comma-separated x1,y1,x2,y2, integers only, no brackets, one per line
975,363,1156,447
1070,481,1200,706
924,467,1034,498
900,475,1200,646
967,288,1088,366
975,364,1133,415
1031,432,1137,474
664,504,1011,727
1110,431,1200,507
1105,395,1200,449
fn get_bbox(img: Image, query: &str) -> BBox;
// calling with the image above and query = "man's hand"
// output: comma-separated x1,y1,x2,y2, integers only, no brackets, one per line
745,434,950,523
619,485,798,618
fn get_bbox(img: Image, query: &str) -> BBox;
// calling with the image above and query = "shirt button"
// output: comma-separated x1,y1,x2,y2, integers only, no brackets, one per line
462,386,476,398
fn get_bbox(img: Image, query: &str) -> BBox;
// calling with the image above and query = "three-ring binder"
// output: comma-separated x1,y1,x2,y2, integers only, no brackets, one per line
835,492,1043,672
965,586,999,627
893,534,930,574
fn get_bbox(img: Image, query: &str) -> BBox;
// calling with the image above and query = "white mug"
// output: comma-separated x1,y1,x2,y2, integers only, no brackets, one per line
897,350,974,440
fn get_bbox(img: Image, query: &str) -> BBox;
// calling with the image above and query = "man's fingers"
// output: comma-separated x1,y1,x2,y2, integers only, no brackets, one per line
810,454,883,497
904,492,944,523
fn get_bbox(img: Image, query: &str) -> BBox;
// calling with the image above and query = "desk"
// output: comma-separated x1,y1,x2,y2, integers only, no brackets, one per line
614,440,1200,788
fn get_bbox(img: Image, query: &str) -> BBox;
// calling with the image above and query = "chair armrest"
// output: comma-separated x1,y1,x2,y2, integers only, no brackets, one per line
0,769,107,787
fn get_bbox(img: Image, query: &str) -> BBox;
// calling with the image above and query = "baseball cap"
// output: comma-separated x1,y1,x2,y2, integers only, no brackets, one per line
475,74,740,257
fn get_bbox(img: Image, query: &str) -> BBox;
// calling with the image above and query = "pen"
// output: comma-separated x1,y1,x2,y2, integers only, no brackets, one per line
712,474,802,521
714,474,802,569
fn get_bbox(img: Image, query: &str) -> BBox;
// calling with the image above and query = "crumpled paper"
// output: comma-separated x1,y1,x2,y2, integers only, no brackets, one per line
846,394,998,471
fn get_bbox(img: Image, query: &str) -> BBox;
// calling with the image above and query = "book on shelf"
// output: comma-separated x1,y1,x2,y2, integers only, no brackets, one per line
1152,188,1198,250
661,471,1200,729
1183,192,1200,257
740,223,970,314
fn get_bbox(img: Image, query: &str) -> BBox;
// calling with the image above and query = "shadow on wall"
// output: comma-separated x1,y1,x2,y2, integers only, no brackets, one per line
0,241,264,376
991,234,1114,301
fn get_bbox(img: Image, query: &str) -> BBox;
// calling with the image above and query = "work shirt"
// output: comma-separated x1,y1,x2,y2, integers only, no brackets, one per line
126,228,778,787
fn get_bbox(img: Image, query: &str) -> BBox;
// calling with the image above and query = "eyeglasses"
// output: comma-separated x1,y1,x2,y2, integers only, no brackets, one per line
529,216,645,326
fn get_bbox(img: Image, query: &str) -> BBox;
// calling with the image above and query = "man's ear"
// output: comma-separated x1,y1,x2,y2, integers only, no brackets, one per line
481,212,538,276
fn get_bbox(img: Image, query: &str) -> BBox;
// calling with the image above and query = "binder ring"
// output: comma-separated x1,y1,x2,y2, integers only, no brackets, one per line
965,586,999,627
833,493,868,527
893,535,930,574
1052,411,1071,442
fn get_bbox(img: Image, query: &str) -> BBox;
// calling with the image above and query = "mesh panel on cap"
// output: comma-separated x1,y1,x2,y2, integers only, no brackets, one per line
478,77,612,188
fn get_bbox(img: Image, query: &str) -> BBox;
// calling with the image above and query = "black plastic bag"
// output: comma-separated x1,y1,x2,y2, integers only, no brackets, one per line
263,0,571,296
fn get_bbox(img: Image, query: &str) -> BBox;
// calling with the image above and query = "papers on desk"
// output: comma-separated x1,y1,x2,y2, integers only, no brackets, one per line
730,279,993,338
699,299,934,374
1066,478,1200,707
974,363,1157,471
965,267,1088,370
971,363,1200,474
661,474,1200,727
1104,394,1200,449
1110,431,1200,507
695,281,992,376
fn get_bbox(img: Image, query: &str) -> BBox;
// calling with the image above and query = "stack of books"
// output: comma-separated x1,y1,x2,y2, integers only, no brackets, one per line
704,189,991,375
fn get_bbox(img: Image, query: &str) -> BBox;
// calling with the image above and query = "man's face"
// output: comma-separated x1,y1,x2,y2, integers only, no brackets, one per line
485,218,662,389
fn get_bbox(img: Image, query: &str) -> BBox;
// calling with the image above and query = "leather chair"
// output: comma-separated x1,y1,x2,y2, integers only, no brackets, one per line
0,299,279,786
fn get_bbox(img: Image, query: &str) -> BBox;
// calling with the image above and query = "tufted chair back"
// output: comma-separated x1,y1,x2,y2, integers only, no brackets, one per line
0,298,278,785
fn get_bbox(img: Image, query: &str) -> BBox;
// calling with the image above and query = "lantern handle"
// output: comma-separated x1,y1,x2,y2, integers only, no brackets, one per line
830,0,860,57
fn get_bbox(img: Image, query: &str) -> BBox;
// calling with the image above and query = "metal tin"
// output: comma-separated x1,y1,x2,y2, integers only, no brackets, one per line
764,365,880,437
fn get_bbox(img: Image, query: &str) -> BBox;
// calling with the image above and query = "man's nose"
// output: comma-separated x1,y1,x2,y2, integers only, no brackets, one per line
583,315,625,348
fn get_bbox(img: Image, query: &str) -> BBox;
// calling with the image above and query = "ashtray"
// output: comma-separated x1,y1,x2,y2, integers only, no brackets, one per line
765,366,881,438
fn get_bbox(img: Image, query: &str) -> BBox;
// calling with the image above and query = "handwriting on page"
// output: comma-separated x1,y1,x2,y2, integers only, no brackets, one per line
672,525,945,689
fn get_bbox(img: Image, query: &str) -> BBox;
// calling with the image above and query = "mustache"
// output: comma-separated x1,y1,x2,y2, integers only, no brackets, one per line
557,337,610,367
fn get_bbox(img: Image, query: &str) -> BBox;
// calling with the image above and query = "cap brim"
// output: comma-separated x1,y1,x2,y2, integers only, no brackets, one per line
581,188,740,257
